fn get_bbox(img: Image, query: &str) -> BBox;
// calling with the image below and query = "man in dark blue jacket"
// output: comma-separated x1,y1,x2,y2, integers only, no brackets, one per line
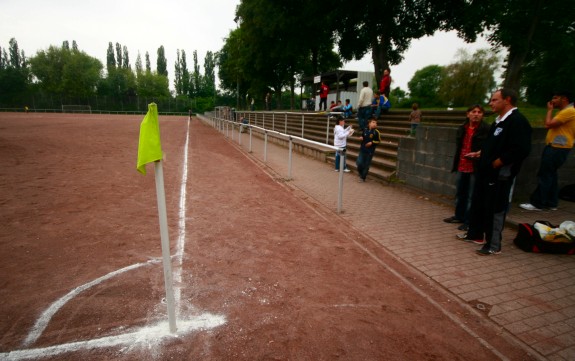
464,89,532,256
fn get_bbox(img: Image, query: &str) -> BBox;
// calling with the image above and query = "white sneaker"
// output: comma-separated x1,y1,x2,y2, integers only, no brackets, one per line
343,169,351,173
334,169,339,172
519,203,542,211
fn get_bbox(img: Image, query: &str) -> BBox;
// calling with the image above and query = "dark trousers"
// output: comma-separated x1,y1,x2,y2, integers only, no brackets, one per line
356,151,374,180
454,172,476,224
358,106,371,130
467,173,514,252
319,97,327,111
530,145,570,209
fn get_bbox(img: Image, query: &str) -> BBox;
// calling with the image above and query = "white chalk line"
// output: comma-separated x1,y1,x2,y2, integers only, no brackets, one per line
173,116,191,312
5,117,226,359
4,315,226,361
21,260,160,347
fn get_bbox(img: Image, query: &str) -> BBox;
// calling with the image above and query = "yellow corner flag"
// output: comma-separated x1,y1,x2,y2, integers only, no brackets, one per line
137,103,163,175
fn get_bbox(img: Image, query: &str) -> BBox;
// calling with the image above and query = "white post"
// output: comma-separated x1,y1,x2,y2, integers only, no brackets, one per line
264,131,268,162
249,127,253,152
288,137,293,180
153,160,177,333
337,153,344,214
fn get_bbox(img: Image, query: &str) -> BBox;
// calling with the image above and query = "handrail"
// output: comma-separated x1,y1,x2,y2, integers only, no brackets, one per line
202,115,346,214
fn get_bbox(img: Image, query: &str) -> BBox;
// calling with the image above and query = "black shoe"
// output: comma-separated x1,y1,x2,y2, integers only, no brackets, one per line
443,216,463,224
476,247,501,256
457,224,469,231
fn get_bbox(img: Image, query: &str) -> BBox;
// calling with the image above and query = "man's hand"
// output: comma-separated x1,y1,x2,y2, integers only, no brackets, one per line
366,142,372,148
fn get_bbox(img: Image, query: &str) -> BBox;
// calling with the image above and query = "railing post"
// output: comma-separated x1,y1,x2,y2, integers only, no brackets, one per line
287,136,293,180
238,123,242,145
264,131,268,162
326,114,330,144
301,113,305,138
249,126,252,152
284,113,287,134
262,113,265,129
337,152,345,213
272,113,275,132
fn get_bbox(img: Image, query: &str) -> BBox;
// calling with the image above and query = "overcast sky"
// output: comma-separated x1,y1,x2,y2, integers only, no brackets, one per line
1,0,498,92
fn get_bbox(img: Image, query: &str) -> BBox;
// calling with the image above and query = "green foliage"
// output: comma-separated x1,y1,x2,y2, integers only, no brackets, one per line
335,0,477,85
106,42,115,72
407,65,445,107
136,72,170,98
30,44,103,97
156,45,168,76
438,49,498,107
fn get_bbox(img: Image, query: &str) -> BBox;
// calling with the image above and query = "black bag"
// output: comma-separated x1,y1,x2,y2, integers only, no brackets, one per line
513,221,575,254
559,184,575,202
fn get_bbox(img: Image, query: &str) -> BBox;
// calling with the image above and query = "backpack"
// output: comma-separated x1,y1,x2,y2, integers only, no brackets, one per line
513,221,575,254
559,184,575,202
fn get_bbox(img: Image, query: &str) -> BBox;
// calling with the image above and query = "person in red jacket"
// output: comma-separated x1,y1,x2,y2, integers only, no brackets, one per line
379,68,392,98
319,81,329,111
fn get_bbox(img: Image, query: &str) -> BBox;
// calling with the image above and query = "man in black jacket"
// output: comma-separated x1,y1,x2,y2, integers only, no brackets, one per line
444,105,490,230
464,89,532,256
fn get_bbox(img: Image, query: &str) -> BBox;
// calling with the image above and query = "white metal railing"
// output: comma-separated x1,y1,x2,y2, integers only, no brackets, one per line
202,115,347,214
212,109,343,147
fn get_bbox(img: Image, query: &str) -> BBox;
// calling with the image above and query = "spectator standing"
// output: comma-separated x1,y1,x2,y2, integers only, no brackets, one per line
462,89,532,256
408,103,422,137
356,117,381,182
520,90,575,211
379,68,392,98
319,81,329,111
333,116,354,172
356,81,374,130
443,105,490,230
265,92,271,111
250,97,255,111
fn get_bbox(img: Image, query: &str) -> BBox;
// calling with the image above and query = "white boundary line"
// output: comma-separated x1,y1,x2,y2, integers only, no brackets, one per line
1,117,226,360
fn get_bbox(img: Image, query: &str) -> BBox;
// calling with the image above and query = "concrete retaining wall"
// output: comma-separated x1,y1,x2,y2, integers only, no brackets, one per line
397,126,575,201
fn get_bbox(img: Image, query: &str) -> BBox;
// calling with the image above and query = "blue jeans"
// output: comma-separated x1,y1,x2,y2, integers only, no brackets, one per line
530,145,570,208
356,151,374,180
454,172,476,224
335,148,347,170
410,123,418,136
357,106,371,130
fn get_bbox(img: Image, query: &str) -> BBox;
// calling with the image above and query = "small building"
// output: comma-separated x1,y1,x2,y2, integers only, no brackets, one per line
301,70,375,111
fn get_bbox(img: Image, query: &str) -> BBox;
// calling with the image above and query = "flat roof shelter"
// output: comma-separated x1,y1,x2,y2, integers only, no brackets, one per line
301,70,375,111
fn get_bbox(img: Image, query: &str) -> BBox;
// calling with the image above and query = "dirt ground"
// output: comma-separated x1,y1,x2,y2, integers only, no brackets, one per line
0,113,536,360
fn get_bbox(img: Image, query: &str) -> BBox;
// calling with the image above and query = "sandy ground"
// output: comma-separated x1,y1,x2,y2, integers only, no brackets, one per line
0,113,535,360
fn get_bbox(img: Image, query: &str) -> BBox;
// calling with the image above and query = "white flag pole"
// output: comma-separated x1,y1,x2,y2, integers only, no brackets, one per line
154,160,177,333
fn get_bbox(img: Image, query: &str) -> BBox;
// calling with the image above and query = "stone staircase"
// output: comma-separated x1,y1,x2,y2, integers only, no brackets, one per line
234,109,468,182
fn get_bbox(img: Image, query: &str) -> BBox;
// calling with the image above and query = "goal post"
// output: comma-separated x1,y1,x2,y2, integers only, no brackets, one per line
61,105,92,114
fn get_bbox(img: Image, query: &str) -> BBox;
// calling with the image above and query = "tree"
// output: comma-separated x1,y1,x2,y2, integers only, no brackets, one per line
135,52,143,76
438,49,498,107
157,45,167,76
407,65,445,107
122,45,130,69
181,50,190,98
174,49,182,95
335,0,478,86
106,42,115,73
203,51,216,98
30,44,102,98
474,0,575,92
0,38,30,105
115,42,123,69
145,52,151,73
233,0,341,109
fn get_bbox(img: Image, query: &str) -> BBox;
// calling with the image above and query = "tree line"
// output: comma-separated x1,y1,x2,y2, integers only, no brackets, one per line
218,0,574,109
1,0,574,112
0,39,220,113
